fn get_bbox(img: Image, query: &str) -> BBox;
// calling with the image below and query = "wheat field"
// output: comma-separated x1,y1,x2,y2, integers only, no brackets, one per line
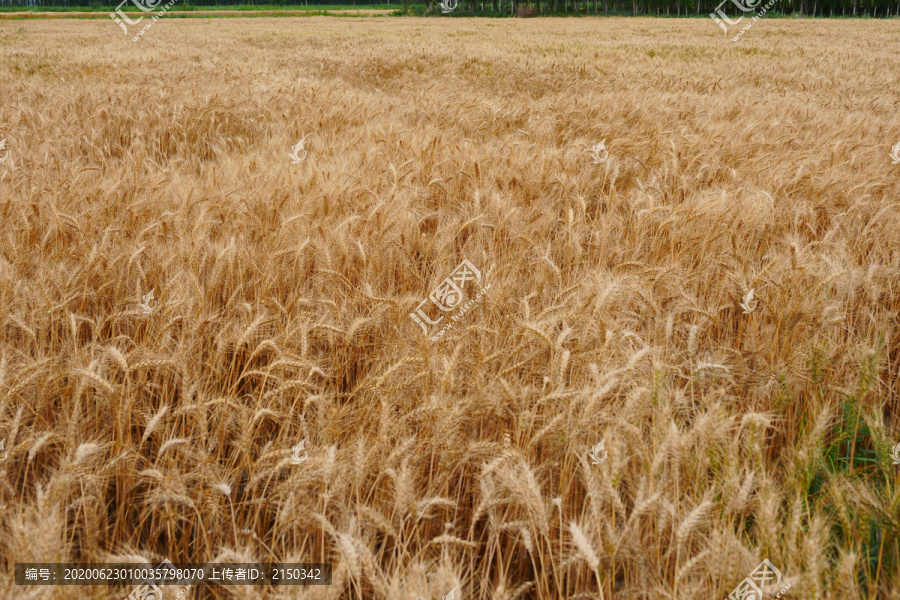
1,15,899,600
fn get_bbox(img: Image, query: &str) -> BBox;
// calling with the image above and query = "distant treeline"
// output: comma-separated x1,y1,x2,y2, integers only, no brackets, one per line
2,0,898,17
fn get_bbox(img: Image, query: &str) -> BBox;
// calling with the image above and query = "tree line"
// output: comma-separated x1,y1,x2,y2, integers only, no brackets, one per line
2,0,898,17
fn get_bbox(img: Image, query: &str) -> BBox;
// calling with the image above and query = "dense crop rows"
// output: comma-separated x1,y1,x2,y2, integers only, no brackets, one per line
0,16,899,599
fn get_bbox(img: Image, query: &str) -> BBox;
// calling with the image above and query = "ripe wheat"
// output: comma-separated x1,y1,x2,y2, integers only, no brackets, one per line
0,15,899,600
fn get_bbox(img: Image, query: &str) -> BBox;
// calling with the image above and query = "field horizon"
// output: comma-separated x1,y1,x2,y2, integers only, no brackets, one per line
3,7,900,17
